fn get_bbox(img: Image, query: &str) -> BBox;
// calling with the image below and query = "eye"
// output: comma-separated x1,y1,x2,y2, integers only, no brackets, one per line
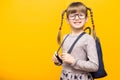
79,14,85,16
69,14,75,17
79,14,85,18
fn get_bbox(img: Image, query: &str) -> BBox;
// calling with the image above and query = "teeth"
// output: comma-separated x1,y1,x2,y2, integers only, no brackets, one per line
74,22,81,23
74,22,81,24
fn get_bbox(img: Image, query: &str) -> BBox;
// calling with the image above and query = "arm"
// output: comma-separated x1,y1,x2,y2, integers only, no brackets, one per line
71,36,99,72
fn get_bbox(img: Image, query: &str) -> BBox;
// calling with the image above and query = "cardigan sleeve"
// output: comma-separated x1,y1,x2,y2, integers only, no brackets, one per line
71,36,99,72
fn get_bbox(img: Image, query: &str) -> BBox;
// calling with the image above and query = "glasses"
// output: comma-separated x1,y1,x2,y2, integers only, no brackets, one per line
68,13,86,20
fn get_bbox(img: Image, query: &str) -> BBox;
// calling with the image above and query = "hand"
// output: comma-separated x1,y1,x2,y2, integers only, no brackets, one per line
52,51,59,64
61,52,75,64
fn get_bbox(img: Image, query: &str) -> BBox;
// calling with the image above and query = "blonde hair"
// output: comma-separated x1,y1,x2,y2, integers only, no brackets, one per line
66,2,88,18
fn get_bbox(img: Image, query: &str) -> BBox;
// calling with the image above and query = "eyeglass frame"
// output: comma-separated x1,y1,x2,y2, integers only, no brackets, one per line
68,13,86,20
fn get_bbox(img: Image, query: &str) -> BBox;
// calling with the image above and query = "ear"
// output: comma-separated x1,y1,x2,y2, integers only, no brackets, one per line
66,17,70,24
85,17,88,22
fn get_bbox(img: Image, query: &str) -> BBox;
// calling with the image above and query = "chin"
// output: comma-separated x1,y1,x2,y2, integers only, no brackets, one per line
73,25,83,29
72,26,83,30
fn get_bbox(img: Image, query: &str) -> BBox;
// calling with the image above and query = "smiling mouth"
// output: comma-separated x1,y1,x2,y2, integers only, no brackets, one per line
74,22,81,24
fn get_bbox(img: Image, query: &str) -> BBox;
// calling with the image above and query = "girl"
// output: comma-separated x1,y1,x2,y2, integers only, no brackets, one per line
52,2,99,80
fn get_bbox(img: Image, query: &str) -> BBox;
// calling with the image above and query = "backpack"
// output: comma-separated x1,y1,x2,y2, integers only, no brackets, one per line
67,27,107,78
85,27,107,79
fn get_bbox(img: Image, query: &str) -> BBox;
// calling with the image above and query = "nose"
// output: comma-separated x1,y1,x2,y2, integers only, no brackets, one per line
75,15,80,20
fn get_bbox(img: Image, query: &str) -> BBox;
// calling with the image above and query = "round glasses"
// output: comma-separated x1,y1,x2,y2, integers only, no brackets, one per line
68,13,86,20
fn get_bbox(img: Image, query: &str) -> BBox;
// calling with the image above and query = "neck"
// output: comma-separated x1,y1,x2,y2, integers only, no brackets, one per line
71,27,84,35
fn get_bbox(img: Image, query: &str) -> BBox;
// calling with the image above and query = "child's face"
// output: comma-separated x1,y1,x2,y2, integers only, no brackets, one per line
67,12,88,30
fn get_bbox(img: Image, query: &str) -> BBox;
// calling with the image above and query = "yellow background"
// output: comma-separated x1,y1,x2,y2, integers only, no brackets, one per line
0,0,120,80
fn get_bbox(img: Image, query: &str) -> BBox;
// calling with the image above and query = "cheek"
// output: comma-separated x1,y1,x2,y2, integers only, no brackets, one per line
82,19,87,24
82,21,86,24
67,20,73,25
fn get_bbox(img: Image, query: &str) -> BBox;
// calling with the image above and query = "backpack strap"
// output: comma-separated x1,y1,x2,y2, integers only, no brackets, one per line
56,34,69,53
55,34,69,64
67,32,86,53
55,32,85,64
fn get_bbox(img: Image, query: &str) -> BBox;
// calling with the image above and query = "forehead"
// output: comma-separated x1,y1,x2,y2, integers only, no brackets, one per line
67,5,87,14
69,11,86,15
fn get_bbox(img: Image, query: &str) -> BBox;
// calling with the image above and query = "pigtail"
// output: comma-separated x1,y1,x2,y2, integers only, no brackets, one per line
57,10,66,45
87,8,96,40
